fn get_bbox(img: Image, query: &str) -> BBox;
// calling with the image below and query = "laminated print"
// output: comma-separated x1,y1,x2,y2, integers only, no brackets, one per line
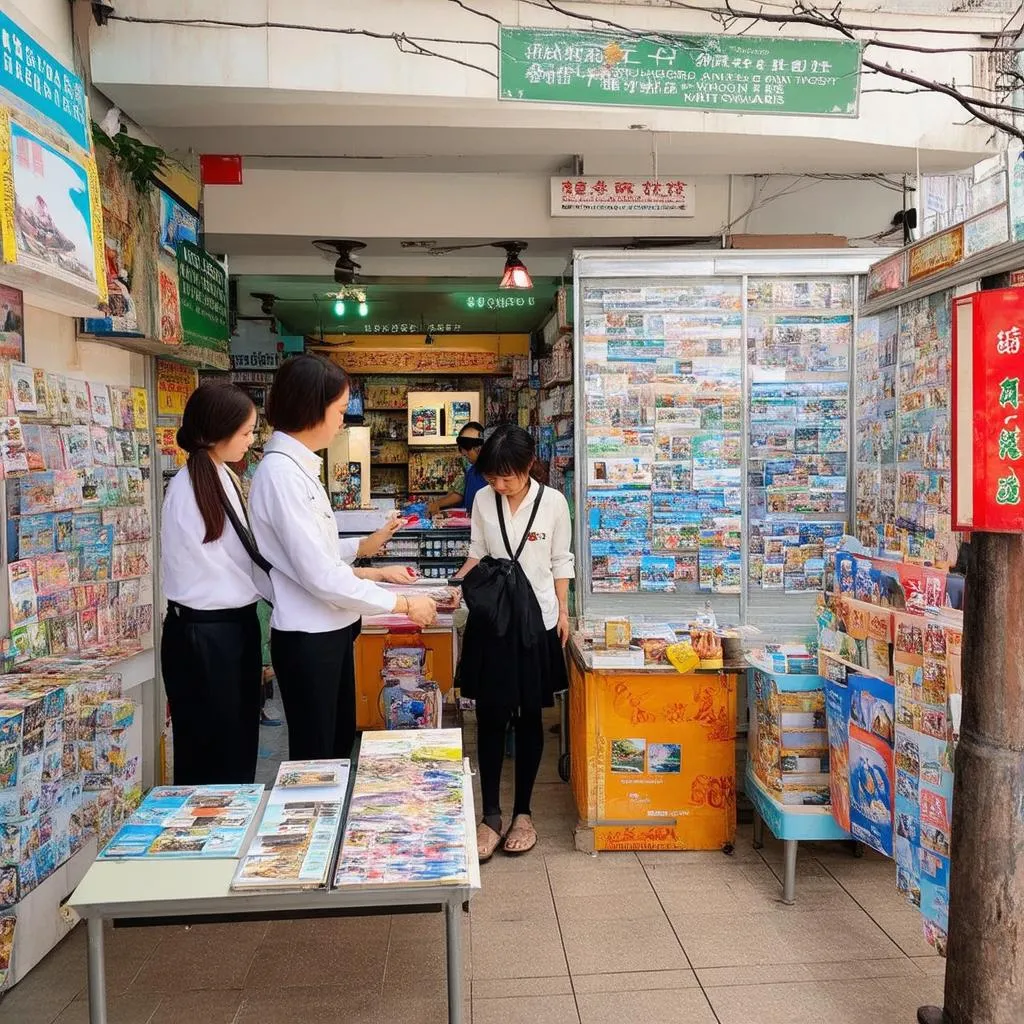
20,424,47,470
0,416,29,474
90,426,115,466
10,363,37,413
847,674,896,856
7,560,37,627
65,378,92,424
88,383,113,428
34,553,73,596
60,425,93,470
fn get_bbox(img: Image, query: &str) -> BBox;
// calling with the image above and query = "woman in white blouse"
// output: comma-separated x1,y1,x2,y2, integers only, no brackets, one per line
454,426,575,860
160,381,267,784
249,354,436,761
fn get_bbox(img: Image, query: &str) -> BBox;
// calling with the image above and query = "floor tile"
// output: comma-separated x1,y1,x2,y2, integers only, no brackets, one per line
577,988,717,1024
472,976,574,998
705,974,945,1024
545,851,653,897
554,890,666,922
571,969,698,993
234,984,381,1024
473,993,579,1024
246,916,389,991
151,989,243,1024
870,910,942,958
129,922,269,993
697,957,926,988
912,956,947,977
560,915,689,976
666,909,903,969
50,990,160,1024
470,918,567,980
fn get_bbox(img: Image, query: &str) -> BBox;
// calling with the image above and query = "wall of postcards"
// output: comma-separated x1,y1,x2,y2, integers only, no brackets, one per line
855,292,955,566
746,276,852,602
582,278,743,604
0,361,155,666
854,310,898,551
579,273,856,627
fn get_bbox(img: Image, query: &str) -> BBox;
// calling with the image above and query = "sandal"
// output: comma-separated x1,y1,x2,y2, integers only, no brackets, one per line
477,821,503,863
503,814,537,856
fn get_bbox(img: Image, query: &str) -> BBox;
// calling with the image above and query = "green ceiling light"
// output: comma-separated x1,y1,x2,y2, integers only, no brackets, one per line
334,299,346,317
358,300,369,317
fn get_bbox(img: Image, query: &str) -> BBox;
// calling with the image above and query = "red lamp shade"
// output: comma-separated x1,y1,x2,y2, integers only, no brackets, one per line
499,253,533,290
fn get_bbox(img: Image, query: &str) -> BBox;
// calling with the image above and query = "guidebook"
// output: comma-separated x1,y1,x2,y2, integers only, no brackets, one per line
98,784,264,859
231,760,349,891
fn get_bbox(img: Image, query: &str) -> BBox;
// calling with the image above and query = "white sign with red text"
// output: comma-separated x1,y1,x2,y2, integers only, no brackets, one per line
551,176,695,217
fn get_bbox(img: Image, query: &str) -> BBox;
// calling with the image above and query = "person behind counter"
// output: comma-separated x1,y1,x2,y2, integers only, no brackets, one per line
160,381,268,785
454,425,575,859
427,421,486,516
249,354,437,761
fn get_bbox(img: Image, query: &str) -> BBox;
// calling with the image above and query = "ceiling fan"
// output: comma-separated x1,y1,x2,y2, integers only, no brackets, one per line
312,239,368,284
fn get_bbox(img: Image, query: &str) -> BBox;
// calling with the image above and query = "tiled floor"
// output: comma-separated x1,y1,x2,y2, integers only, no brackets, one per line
0,711,945,1023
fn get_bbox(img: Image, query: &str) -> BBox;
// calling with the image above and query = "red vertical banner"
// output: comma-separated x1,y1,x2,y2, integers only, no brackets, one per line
952,287,1024,532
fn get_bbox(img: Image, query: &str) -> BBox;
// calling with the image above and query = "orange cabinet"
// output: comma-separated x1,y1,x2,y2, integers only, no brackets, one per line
568,641,738,853
354,627,456,732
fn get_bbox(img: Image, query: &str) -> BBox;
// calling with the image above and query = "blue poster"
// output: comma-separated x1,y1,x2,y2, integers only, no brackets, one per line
0,13,89,151
847,674,896,857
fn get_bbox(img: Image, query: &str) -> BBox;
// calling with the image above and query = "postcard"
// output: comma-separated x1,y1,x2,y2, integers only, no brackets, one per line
88,383,113,427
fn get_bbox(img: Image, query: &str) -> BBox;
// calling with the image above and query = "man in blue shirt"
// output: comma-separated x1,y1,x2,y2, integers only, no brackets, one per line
427,421,486,516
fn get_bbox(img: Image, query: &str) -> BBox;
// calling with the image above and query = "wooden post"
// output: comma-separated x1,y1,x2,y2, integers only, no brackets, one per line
918,532,1024,1024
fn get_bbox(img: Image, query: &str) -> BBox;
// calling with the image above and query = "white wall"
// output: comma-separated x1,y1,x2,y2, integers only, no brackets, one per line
1,0,73,63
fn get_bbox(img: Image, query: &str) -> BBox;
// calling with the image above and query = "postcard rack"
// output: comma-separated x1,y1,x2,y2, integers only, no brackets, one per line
571,248,885,640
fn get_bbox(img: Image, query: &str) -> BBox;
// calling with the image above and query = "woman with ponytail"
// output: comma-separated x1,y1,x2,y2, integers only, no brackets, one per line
160,381,268,784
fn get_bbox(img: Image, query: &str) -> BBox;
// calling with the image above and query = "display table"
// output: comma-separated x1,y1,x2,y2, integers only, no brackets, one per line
567,638,742,853
68,762,481,1024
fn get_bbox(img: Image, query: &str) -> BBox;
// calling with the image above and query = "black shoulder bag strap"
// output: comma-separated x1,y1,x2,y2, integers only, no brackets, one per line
219,468,274,574
496,483,545,562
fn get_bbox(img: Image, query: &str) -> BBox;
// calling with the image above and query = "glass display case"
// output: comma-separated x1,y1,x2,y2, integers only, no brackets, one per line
573,250,884,638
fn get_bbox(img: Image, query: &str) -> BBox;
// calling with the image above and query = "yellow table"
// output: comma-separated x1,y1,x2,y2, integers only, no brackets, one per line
567,638,741,853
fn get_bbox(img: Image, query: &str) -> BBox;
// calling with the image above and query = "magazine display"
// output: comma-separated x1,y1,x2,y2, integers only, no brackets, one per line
232,760,349,891
99,784,263,859
334,729,468,889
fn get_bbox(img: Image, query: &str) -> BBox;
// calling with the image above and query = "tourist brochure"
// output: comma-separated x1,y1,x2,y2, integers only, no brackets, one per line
98,784,264,859
231,760,349,891
333,729,468,889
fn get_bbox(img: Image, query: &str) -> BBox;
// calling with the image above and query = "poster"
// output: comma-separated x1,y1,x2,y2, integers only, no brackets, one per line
155,360,197,417
847,673,896,857
158,189,199,257
176,241,229,353
825,679,852,832
6,117,100,290
0,284,23,359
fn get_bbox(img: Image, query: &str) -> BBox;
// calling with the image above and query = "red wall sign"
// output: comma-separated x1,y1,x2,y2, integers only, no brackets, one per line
952,287,1024,532
199,154,243,185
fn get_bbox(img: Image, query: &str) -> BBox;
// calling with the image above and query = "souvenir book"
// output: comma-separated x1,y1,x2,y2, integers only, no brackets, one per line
231,760,349,891
99,784,264,859
334,729,468,889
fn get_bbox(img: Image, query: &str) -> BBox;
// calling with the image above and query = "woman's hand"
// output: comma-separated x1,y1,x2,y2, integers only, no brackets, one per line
557,609,570,648
405,595,437,627
426,500,441,517
357,518,404,558
378,565,418,585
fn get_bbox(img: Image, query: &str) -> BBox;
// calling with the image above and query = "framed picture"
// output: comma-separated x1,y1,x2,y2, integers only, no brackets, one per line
0,284,24,360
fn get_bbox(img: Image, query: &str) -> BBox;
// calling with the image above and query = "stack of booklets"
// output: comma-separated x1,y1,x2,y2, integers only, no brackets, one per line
98,784,264,859
334,730,467,889
231,760,349,891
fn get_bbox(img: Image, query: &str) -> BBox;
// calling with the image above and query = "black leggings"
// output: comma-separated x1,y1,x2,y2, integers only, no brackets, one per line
477,707,544,822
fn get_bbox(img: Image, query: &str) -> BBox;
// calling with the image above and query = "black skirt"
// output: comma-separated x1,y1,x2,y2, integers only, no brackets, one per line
458,616,568,717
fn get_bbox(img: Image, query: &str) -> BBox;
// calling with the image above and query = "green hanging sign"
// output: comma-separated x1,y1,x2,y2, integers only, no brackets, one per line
499,27,862,118
176,241,229,353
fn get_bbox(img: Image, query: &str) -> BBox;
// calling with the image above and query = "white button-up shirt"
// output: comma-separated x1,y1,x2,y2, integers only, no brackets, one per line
249,431,397,632
468,479,575,630
160,462,266,611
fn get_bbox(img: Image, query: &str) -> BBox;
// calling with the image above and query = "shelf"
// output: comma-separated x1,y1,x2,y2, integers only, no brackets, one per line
373,461,409,467
77,332,231,370
364,407,406,413
541,376,573,389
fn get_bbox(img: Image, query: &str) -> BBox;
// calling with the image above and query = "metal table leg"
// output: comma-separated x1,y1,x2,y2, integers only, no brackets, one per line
782,839,798,906
752,811,764,850
87,917,108,1024
445,900,464,1024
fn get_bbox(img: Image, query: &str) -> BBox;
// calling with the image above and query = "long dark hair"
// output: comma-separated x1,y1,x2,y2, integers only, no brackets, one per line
177,382,255,543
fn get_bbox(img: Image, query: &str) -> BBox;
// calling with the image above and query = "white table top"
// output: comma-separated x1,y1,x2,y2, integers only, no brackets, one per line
69,762,481,920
